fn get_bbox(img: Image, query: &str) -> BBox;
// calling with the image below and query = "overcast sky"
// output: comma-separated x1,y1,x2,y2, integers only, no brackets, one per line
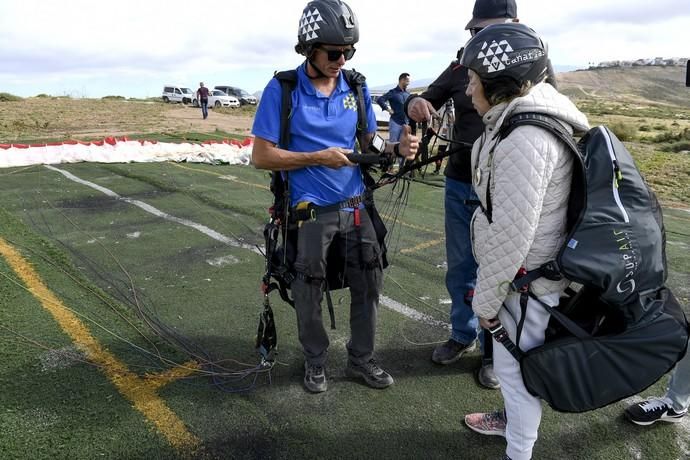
1,0,688,98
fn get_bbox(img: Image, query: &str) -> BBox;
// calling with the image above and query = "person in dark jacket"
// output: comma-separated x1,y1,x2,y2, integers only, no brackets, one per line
404,0,556,389
377,72,411,143
403,0,515,389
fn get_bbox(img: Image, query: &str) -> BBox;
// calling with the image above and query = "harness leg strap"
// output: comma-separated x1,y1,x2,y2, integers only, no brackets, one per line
488,322,523,361
325,281,336,330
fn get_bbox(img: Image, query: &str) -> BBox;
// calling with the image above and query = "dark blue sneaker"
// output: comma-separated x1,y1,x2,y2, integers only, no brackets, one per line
626,397,687,425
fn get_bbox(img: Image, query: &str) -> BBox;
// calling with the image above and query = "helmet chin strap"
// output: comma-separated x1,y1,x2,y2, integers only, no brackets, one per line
305,58,329,80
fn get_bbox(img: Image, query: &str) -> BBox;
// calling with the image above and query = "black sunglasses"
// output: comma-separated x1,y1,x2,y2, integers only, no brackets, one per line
319,46,357,61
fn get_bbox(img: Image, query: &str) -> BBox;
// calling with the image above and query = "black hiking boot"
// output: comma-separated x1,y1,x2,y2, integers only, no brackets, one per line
431,339,476,365
345,359,394,389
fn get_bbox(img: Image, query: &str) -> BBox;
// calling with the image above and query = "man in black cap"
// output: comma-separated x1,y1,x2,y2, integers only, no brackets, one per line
405,0,553,390
465,0,517,31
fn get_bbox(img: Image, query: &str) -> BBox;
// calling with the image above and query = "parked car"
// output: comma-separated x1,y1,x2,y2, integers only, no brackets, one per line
214,85,257,105
370,92,390,127
162,86,196,104
208,90,240,108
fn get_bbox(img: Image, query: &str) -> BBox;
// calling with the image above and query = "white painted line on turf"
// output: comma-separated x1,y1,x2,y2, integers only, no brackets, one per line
46,165,450,330
45,165,262,255
379,296,450,330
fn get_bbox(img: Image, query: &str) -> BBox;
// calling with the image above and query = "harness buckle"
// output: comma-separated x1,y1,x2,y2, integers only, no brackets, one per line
488,323,508,341
514,267,529,293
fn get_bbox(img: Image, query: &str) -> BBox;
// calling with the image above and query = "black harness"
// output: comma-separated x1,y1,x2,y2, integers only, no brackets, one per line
256,68,387,365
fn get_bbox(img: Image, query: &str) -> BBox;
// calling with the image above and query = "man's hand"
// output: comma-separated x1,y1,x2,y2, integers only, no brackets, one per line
398,125,419,160
318,147,354,168
407,97,437,123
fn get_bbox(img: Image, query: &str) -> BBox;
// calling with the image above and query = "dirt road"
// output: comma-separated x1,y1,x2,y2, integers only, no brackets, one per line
162,105,254,137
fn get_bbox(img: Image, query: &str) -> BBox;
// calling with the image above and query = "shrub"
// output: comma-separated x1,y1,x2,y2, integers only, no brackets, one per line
653,124,666,130
661,141,690,153
36,93,50,98
638,125,651,131
102,95,125,100
0,92,23,102
609,121,636,141
653,130,677,143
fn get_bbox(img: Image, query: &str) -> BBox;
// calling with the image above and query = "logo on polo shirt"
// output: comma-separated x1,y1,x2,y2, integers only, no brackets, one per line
343,92,357,111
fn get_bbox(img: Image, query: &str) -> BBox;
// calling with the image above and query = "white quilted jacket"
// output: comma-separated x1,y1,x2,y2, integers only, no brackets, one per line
470,82,590,320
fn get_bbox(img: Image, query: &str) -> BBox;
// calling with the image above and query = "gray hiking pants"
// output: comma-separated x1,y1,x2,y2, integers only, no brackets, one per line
667,341,690,411
291,208,383,367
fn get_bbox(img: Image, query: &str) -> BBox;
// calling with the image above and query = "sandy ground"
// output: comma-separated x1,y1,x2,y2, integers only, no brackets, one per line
0,98,256,143
162,105,254,137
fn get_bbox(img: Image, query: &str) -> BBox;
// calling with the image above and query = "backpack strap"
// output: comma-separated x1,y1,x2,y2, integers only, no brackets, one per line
500,112,579,153
274,70,298,149
485,112,579,223
342,69,368,138
491,112,583,286
275,68,368,149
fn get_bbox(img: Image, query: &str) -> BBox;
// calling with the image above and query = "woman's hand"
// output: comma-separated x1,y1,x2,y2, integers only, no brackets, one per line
479,317,500,330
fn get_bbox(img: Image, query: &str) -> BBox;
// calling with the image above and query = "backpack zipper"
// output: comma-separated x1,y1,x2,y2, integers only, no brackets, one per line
600,126,630,223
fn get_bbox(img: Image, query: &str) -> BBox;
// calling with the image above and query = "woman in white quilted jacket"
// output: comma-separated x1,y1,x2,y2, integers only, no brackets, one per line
458,24,589,460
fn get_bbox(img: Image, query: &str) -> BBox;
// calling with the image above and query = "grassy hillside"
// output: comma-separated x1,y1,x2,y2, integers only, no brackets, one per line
557,66,689,108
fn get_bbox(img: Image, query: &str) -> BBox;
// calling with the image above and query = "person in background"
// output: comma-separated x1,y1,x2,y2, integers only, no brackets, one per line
378,73,411,144
251,0,418,394
460,23,589,460
197,82,210,119
625,343,690,425
404,0,524,390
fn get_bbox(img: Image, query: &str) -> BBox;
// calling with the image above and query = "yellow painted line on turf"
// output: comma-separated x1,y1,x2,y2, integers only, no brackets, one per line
0,237,199,451
400,237,445,254
145,361,200,391
381,213,443,235
170,162,269,190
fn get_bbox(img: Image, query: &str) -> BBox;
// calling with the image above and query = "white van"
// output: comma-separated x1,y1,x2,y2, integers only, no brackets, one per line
161,86,196,105
370,92,390,127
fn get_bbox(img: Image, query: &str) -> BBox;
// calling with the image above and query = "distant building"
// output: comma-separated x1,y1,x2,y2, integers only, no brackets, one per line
595,57,687,68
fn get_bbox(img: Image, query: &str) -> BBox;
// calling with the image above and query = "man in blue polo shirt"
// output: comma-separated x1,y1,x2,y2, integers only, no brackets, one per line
378,73,411,144
252,0,418,393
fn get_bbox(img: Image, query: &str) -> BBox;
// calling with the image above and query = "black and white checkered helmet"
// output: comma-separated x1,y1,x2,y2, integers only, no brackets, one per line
295,0,359,55
460,23,548,86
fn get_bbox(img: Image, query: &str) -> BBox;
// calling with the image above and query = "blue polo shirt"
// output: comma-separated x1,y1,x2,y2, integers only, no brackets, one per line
377,86,410,125
252,63,377,207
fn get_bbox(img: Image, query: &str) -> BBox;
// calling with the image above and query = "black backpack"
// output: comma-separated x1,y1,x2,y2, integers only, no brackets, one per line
489,113,689,412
